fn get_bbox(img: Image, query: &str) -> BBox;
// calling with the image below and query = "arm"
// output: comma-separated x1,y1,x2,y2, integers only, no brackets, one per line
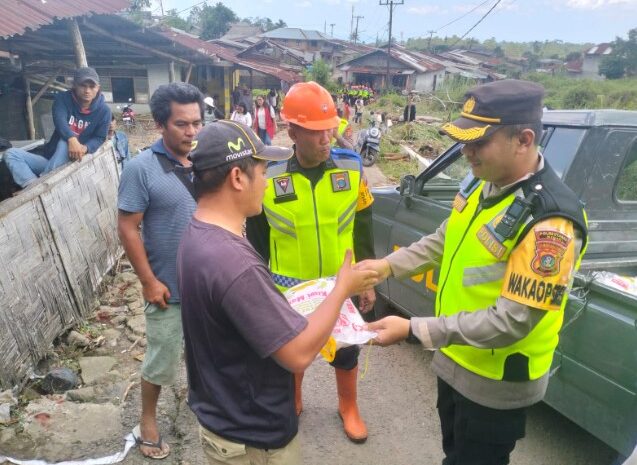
52,92,76,141
273,250,379,372
353,182,376,311
117,211,170,308
82,107,111,154
370,218,582,348
245,210,270,263
245,112,253,128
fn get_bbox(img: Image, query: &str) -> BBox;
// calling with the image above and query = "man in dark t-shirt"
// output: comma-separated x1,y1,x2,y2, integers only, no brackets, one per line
177,120,379,464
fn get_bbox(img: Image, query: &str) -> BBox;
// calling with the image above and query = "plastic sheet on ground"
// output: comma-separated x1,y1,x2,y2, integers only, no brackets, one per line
593,271,637,296
285,278,377,362
0,433,135,465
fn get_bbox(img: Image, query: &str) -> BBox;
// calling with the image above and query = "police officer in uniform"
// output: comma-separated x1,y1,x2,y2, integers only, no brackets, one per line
247,81,376,443
358,80,588,464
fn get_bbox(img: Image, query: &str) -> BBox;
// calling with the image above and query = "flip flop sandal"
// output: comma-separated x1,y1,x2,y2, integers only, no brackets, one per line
132,424,170,460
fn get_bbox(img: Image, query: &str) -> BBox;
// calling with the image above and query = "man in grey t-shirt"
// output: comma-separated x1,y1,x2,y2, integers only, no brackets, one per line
117,83,204,460
178,120,378,464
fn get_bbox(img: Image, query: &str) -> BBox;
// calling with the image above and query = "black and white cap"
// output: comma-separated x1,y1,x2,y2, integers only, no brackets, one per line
190,120,293,172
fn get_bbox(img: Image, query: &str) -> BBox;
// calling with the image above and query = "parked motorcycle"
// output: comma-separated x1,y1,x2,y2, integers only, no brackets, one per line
117,98,135,128
355,123,382,167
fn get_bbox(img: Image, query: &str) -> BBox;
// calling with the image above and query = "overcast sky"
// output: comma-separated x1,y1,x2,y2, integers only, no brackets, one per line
152,0,636,44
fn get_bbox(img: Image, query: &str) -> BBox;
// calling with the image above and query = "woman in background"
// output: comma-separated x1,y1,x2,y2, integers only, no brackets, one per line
253,95,277,145
230,103,252,127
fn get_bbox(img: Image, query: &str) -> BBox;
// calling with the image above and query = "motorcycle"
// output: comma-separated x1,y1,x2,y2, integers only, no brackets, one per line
355,123,382,167
117,99,135,128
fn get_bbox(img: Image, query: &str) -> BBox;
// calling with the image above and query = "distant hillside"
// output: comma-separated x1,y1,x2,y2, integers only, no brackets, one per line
405,36,593,60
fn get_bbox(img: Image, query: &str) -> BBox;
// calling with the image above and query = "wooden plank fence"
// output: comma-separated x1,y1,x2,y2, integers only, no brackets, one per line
0,143,121,389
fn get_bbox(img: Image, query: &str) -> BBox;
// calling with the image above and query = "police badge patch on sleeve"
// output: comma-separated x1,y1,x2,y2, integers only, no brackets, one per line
331,172,351,192
531,230,570,277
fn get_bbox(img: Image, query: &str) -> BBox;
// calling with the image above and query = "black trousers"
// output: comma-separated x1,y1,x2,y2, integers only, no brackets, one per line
437,378,527,465
329,344,359,370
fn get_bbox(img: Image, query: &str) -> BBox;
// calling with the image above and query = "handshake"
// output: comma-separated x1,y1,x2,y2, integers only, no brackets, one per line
334,253,414,347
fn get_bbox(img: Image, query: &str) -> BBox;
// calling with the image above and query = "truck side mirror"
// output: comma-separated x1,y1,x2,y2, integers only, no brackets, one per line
399,175,416,197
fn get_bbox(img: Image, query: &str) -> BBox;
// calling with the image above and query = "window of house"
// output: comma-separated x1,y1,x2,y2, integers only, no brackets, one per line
310,40,317,47
111,77,135,103
615,139,637,202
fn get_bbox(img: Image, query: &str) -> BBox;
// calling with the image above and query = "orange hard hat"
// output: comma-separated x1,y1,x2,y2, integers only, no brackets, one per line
280,81,340,131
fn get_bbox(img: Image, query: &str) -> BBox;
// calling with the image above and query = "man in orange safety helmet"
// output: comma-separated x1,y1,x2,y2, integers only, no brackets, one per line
246,81,376,443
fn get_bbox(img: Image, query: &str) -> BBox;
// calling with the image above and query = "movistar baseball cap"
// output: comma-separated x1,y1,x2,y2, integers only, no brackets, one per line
73,67,100,85
440,79,544,143
190,120,293,172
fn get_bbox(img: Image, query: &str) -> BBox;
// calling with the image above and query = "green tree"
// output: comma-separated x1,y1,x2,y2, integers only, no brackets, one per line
128,0,150,11
163,9,190,31
566,51,582,62
599,55,627,79
243,17,287,32
303,59,336,92
612,28,637,76
189,2,238,40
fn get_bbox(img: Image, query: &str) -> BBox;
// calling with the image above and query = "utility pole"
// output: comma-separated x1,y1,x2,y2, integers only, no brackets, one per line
350,5,354,42
324,20,327,34
427,30,435,51
158,0,164,16
330,23,336,36
379,0,404,90
353,15,364,44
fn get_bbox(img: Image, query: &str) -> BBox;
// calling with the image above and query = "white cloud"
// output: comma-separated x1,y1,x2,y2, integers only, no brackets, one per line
408,5,442,15
564,0,636,8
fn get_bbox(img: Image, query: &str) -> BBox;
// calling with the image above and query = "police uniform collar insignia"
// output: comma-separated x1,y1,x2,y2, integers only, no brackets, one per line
331,171,351,192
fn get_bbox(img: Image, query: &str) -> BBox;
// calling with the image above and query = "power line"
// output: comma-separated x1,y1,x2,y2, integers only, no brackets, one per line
450,0,502,47
436,0,493,32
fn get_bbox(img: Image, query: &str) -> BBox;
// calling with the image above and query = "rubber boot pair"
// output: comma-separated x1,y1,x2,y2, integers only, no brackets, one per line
293,367,368,443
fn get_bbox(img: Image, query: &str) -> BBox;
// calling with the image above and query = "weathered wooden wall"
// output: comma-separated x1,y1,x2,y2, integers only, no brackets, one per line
0,143,121,389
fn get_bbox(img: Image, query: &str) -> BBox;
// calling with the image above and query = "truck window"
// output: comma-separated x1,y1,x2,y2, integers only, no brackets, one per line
615,141,637,202
541,127,586,179
425,146,470,187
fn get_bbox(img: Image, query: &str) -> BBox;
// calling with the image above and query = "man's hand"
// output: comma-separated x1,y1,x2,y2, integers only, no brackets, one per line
68,137,87,161
366,316,410,347
142,278,171,309
354,258,392,281
357,288,376,313
334,250,380,298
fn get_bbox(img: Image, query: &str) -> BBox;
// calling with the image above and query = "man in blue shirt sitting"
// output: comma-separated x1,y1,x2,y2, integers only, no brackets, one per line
5,67,111,188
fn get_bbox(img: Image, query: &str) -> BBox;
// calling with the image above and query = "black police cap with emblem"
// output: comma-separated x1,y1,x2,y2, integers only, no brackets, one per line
441,79,545,143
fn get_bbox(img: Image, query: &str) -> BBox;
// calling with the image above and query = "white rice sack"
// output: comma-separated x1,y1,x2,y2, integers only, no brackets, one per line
285,278,377,349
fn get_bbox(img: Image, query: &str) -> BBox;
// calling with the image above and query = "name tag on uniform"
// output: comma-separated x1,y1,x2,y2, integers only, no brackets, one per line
273,176,297,203
331,172,351,192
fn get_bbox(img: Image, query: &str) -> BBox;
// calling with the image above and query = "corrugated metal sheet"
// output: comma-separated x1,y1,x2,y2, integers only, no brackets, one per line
260,27,330,41
0,0,131,38
155,27,302,84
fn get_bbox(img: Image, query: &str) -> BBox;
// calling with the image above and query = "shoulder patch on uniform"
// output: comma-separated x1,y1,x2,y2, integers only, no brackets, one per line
274,175,295,197
331,171,351,192
531,230,570,277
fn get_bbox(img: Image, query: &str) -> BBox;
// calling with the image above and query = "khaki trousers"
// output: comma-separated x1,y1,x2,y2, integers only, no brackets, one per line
199,425,302,465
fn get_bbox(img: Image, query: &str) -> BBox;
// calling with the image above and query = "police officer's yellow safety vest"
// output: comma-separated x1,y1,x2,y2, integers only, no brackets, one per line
262,153,362,289
436,173,587,381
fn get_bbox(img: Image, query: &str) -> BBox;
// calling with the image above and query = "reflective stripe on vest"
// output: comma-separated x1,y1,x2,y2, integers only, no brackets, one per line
263,162,360,287
436,182,585,381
